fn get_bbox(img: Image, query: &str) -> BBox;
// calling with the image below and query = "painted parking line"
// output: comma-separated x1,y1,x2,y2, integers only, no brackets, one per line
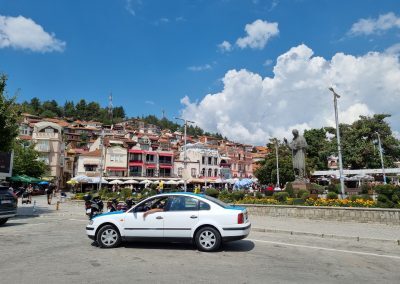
249,239,400,260
68,218,88,222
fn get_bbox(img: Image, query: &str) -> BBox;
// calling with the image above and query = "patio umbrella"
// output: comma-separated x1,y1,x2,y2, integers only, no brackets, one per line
72,175,91,183
10,175,31,183
165,180,178,185
67,179,78,185
177,180,185,184
139,179,152,184
123,179,139,184
109,179,123,185
90,177,109,184
38,181,49,185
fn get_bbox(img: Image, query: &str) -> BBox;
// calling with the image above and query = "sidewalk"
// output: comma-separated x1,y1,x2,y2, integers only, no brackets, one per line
250,214,400,243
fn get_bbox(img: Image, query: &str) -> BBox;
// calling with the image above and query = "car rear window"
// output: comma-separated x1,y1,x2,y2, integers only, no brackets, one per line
202,195,229,208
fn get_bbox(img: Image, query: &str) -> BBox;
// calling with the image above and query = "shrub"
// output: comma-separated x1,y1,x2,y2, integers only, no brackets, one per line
309,183,324,194
360,183,372,194
297,189,310,198
326,192,338,199
300,192,311,199
293,198,305,205
231,190,245,201
273,192,289,202
205,188,219,198
255,191,263,199
326,184,339,193
285,183,294,197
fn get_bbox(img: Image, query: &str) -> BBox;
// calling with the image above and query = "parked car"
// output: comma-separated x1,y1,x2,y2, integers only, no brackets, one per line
0,186,18,225
86,192,251,252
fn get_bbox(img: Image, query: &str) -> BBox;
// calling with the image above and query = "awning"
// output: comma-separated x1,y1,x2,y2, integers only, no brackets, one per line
158,153,173,157
145,151,157,155
145,164,156,169
83,159,99,165
159,165,172,169
129,162,143,167
129,149,144,153
106,167,126,171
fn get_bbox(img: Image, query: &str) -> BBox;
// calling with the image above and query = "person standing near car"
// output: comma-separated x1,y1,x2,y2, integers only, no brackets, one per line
26,184,33,203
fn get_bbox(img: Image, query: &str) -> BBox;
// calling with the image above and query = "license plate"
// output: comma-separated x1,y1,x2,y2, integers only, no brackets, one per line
1,200,12,204
86,209,91,214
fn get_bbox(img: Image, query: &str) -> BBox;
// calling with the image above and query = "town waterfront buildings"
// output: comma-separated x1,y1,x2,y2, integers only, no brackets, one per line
17,113,261,187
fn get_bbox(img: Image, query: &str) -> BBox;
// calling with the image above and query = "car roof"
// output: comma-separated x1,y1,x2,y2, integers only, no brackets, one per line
156,192,205,198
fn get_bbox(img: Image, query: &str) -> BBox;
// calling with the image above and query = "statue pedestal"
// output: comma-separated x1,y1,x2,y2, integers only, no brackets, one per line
291,180,310,191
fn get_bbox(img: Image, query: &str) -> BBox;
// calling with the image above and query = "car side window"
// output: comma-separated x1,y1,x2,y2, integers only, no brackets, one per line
199,201,210,210
166,196,199,211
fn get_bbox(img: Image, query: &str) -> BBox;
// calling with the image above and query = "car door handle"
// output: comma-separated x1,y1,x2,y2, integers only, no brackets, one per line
190,215,198,219
156,216,163,220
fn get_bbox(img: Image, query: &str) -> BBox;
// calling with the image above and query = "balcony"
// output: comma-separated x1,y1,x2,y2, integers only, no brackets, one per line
129,172,142,177
34,132,60,139
36,145,51,152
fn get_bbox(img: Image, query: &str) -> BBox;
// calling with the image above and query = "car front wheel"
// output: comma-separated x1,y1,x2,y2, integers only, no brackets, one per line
96,225,121,248
195,226,221,252
0,218,8,226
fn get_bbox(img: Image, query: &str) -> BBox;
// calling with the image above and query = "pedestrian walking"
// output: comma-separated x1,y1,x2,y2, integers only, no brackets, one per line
46,183,54,205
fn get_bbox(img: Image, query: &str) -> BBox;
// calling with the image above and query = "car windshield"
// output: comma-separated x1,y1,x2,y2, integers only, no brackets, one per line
202,195,229,208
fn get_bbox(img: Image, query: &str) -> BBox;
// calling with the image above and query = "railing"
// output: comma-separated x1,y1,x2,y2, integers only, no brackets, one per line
34,132,59,139
36,145,50,152
129,172,142,177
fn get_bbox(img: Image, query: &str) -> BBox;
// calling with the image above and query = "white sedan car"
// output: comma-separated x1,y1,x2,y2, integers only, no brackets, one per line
86,192,251,252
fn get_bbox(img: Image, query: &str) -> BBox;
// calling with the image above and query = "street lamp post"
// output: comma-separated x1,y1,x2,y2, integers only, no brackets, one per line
375,132,387,184
175,117,195,191
328,87,345,197
275,139,280,188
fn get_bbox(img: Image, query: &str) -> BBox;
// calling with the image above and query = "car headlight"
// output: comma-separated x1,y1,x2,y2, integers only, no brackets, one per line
88,220,94,225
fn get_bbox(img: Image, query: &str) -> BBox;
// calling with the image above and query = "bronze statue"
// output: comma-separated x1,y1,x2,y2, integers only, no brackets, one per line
284,129,308,180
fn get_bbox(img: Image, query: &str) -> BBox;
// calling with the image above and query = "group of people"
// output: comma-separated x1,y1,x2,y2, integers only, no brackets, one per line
7,183,57,205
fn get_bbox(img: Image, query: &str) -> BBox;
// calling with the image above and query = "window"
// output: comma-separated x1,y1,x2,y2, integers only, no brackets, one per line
45,128,55,133
238,154,241,160
214,157,218,165
208,157,212,165
146,169,155,177
202,156,205,164
191,168,197,177
201,168,205,177
214,169,218,177
166,196,198,211
199,201,210,210
146,154,155,162
178,167,183,176
208,168,212,177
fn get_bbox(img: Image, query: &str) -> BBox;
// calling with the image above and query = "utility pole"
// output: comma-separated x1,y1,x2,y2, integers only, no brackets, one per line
328,87,345,197
175,117,195,191
108,93,113,126
375,132,387,184
97,129,105,191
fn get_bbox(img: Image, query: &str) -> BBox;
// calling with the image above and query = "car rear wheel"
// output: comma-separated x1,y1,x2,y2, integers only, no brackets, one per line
195,226,221,252
0,218,8,226
96,225,121,248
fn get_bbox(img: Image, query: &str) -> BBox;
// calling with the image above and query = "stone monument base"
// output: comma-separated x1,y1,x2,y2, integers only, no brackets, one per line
291,180,311,191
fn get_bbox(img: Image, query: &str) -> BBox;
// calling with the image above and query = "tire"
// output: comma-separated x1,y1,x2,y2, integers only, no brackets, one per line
0,218,9,226
96,225,121,248
195,226,221,252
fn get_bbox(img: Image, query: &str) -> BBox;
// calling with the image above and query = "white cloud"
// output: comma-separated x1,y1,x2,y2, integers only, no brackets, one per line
349,12,400,36
263,59,273,66
0,15,65,52
236,19,279,49
188,64,212,72
180,44,400,145
385,43,400,55
145,100,155,105
218,40,232,53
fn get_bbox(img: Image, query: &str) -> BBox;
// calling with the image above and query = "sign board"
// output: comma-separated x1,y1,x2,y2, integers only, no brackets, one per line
0,151,13,178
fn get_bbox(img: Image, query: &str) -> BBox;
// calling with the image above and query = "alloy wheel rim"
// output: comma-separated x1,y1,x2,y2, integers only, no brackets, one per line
101,229,118,246
199,230,216,249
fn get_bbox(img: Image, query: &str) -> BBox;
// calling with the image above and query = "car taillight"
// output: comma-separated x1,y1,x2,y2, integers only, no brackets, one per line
238,213,244,224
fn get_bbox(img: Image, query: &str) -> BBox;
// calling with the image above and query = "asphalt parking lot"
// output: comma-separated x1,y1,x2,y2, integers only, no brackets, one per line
1,197,400,284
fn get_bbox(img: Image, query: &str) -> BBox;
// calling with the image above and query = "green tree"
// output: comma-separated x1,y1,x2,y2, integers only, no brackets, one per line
304,128,334,172
254,139,295,185
75,99,87,119
30,97,42,115
63,101,75,117
86,102,101,120
12,142,49,178
42,100,62,117
0,75,20,152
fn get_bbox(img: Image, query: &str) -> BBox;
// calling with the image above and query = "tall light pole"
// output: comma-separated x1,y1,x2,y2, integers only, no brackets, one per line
275,139,280,188
175,117,195,191
328,87,345,197
375,132,387,184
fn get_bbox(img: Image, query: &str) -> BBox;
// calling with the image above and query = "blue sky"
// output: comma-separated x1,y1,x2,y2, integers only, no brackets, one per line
1,0,400,143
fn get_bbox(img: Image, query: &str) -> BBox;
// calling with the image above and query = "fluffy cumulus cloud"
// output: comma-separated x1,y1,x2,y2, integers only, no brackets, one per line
349,12,400,36
236,19,279,49
218,40,232,53
0,15,65,52
180,44,400,145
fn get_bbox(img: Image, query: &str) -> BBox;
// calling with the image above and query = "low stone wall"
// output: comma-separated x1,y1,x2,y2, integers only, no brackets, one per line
243,204,400,225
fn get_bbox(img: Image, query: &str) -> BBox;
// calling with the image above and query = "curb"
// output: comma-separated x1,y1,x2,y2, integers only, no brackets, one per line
252,227,400,245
